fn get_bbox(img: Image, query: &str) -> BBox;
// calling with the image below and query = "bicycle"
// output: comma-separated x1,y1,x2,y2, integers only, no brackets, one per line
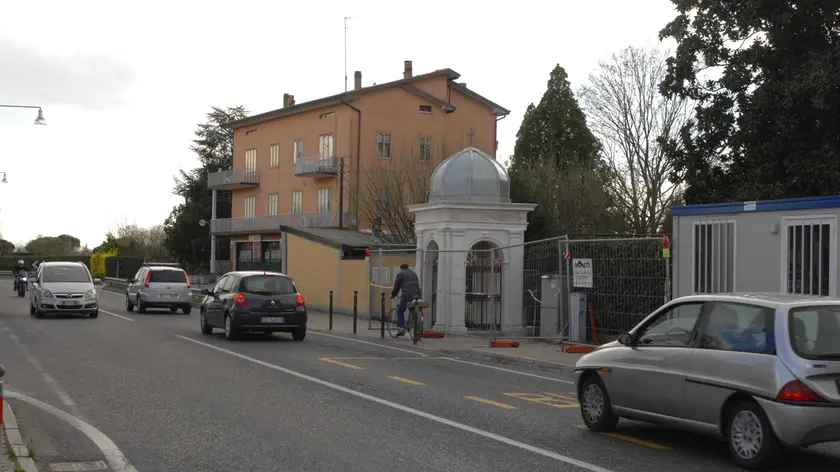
385,296,426,344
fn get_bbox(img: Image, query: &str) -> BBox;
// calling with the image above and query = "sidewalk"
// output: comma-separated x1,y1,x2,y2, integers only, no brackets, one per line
2,400,36,472
307,310,583,374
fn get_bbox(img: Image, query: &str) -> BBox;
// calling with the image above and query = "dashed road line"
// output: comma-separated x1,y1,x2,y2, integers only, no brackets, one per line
308,330,429,357
100,310,134,322
503,392,579,409
388,376,425,386
464,396,517,409
319,358,364,370
573,425,671,451
175,334,617,472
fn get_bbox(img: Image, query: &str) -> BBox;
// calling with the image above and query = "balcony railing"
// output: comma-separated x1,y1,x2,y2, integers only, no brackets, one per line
295,156,338,179
207,168,259,190
210,211,348,234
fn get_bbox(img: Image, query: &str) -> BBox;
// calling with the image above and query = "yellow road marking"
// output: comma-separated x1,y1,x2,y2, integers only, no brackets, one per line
319,358,363,370
388,376,425,386
464,396,517,409
503,392,579,408
574,425,671,450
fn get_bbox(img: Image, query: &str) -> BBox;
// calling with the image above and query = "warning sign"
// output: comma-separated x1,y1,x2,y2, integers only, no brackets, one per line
572,258,593,288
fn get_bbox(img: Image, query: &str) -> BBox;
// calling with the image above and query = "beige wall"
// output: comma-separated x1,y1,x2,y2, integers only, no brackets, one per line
284,233,338,308
229,73,501,226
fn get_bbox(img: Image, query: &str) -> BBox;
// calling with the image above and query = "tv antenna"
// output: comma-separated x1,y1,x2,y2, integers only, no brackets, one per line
344,16,353,92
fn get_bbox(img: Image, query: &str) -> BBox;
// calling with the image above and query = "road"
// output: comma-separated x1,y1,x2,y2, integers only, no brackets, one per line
1,283,839,472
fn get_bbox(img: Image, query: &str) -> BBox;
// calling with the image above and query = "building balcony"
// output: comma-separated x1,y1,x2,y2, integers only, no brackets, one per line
210,211,348,235
207,168,259,190
295,156,338,179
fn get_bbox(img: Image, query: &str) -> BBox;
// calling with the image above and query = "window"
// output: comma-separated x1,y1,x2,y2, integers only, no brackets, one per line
240,275,296,295
319,112,334,119
789,305,840,359
245,149,257,179
419,105,432,114
318,188,333,213
221,274,238,292
375,188,389,213
692,220,735,294
418,137,432,161
636,303,704,347
262,241,281,262
269,144,280,167
700,302,775,354
319,134,334,158
149,269,187,284
42,265,91,283
211,275,229,293
291,191,302,214
376,133,391,158
782,217,836,296
244,196,256,218
293,140,303,163
267,193,278,216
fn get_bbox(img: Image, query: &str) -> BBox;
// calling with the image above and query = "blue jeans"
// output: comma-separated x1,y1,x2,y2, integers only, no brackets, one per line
396,297,408,329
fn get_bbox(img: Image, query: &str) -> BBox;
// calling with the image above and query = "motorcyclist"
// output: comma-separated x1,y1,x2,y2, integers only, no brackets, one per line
13,260,26,290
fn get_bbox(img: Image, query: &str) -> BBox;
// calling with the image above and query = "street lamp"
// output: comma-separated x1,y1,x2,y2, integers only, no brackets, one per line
0,104,47,125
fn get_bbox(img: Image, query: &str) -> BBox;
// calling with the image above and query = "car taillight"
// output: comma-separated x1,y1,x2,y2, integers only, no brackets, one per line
183,272,191,289
144,271,151,288
234,293,247,305
777,379,826,402
295,293,305,307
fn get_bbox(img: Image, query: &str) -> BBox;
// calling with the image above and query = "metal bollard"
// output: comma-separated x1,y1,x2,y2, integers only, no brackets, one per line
353,290,358,334
380,292,386,339
328,290,334,331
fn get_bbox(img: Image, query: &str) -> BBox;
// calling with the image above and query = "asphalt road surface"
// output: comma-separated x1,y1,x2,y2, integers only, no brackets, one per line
1,283,840,472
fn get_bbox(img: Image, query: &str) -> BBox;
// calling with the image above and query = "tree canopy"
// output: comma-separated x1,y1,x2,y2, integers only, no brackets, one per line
659,0,840,203
164,106,247,271
25,235,81,255
509,64,615,240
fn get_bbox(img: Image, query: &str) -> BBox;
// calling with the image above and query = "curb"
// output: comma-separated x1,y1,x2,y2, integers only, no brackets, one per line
455,349,576,374
3,400,39,472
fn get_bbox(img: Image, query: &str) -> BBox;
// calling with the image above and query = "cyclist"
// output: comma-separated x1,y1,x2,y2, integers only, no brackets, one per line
391,263,422,337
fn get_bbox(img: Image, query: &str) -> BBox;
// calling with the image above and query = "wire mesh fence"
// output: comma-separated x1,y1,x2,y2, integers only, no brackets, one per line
368,245,420,329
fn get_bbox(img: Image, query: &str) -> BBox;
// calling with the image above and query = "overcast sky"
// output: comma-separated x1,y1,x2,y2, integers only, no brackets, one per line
0,0,677,248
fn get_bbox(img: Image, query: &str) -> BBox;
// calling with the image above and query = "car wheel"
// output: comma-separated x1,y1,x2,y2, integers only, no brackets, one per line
726,401,780,470
89,310,99,319
224,313,237,341
291,327,306,341
125,295,134,312
35,306,44,319
200,310,213,335
183,305,192,315
580,375,619,432
138,297,147,314
30,302,36,316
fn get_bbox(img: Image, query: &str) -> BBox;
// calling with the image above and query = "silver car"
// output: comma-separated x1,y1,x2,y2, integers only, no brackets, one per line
30,261,99,319
574,293,840,470
125,265,193,314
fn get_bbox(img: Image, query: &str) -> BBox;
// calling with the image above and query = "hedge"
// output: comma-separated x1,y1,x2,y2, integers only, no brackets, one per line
1,256,90,271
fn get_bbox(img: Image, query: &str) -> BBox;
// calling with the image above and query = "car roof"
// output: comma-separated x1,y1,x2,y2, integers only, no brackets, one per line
675,292,840,309
146,266,184,271
41,261,86,267
227,271,290,278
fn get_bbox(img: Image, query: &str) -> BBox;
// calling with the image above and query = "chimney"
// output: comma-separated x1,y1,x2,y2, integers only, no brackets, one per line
289,95,295,106
403,60,413,79
283,93,291,108
354,71,362,90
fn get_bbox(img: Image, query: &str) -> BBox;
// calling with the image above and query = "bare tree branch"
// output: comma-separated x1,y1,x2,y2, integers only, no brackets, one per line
579,45,692,234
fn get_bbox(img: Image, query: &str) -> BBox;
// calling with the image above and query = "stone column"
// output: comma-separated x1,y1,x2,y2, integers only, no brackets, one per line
446,230,468,334
502,231,526,335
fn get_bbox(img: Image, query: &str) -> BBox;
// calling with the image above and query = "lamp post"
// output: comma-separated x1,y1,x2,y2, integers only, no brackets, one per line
0,104,47,125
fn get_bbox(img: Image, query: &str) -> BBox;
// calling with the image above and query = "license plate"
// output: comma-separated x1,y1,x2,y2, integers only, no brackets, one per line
61,300,76,306
158,294,176,299
261,317,285,324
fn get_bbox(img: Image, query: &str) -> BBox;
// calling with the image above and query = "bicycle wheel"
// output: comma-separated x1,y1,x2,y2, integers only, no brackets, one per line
385,308,401,338
410,309,423,344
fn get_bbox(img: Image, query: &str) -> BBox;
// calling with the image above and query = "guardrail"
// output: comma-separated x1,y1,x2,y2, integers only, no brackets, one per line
102,277,206,295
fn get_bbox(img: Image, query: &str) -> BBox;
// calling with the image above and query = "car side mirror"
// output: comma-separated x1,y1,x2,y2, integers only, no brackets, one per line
617,332,634,346
93,278,102,284
127,278,134,283
201,288,211,296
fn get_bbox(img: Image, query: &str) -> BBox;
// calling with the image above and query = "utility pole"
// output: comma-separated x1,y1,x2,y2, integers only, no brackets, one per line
338,158,345,229
344,17,352,92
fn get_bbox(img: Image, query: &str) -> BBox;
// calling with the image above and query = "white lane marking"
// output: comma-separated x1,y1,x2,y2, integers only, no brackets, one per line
5,390,139,472
9,333,18,341
100,310,135,322
41,373,77,407
175,335,613,472
443,358,575,384
307,330,428,357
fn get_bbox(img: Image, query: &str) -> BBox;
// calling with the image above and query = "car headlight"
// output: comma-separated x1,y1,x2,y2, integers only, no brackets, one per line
42,289,54,298
85,289,96,298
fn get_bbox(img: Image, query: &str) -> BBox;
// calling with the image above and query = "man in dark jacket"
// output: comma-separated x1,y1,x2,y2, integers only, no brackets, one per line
391,263,422,337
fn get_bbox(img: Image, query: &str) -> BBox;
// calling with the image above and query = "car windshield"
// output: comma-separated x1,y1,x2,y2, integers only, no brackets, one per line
150,270,187,283
43,265,90,283
789,305,840,359
239,275,296,295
